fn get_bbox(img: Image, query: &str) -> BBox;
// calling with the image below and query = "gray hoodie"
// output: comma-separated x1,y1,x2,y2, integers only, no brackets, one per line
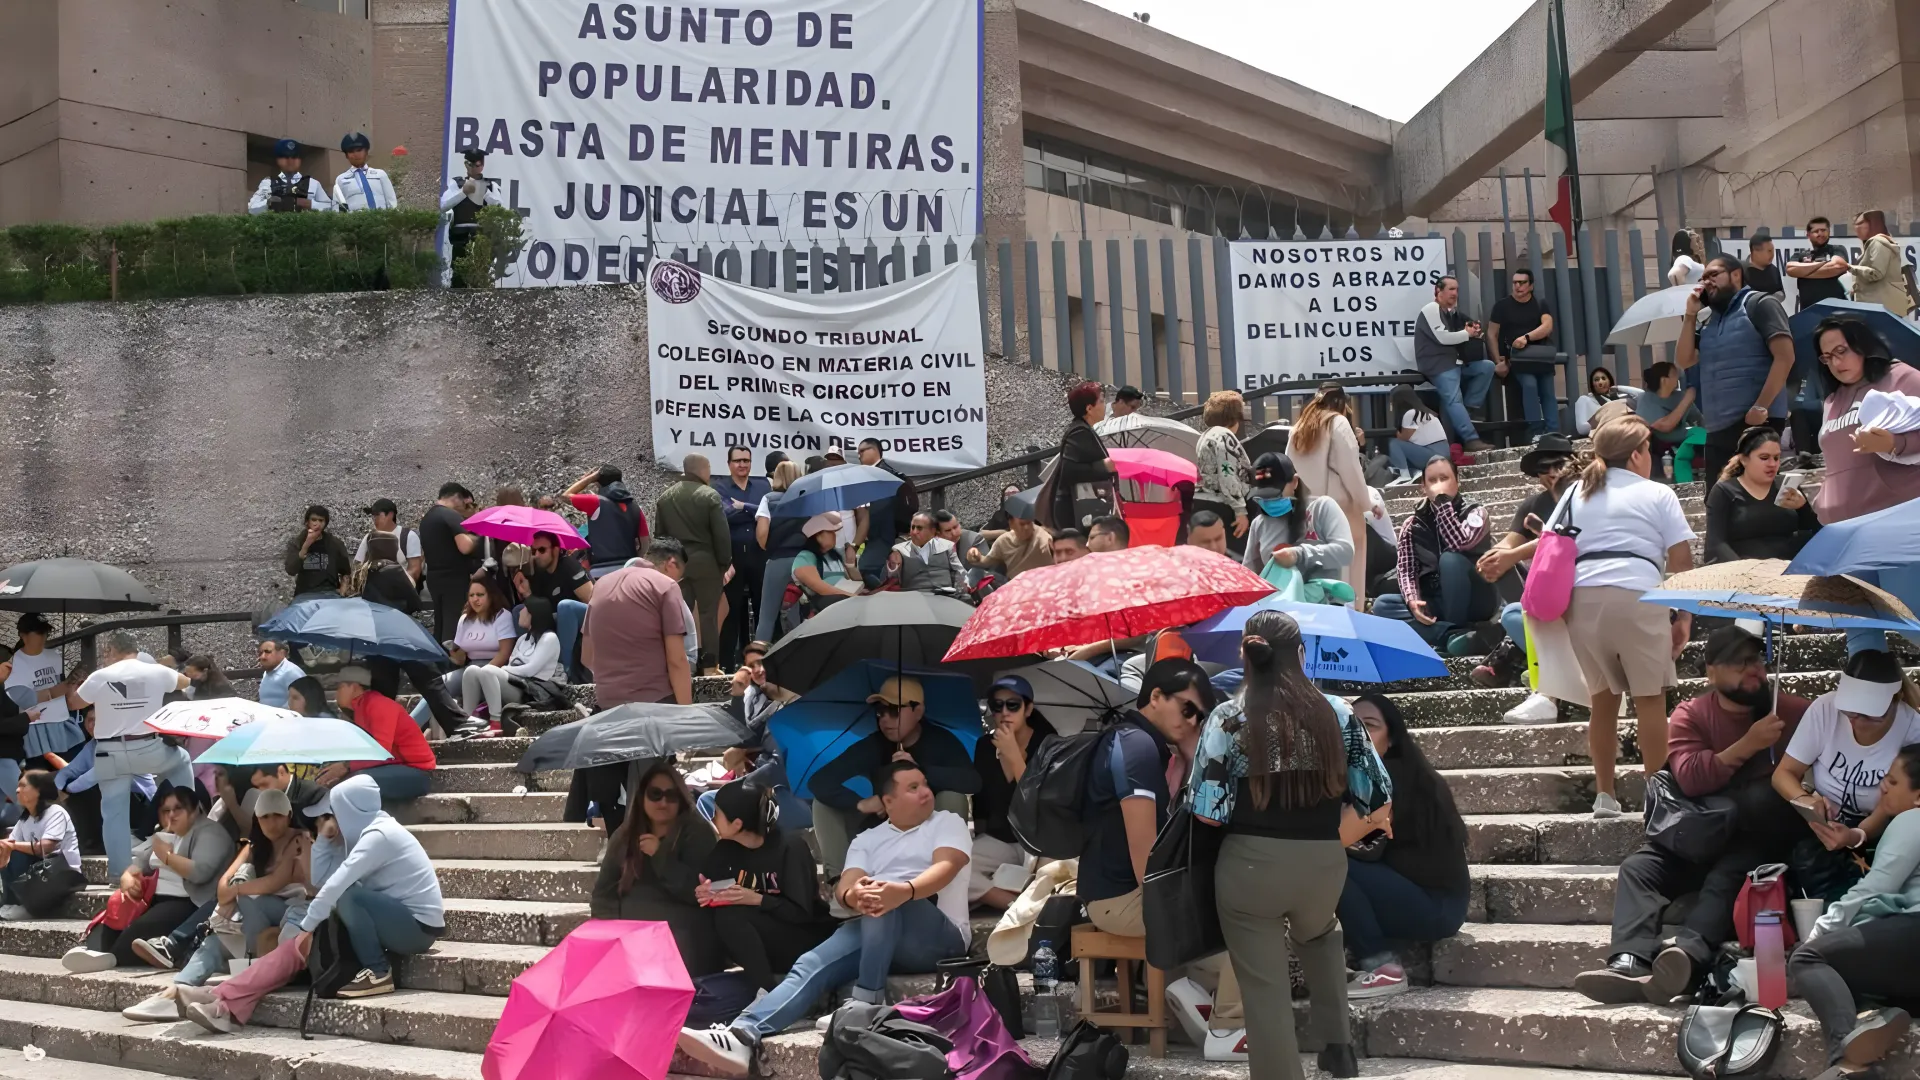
1241,494,1354,580
300,775,444,932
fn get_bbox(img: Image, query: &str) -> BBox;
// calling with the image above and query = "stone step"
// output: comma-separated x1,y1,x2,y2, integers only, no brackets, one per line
1360,987,1896,1078
407,823,603,862
52,892,590,948
427,764,570,795
0,996,486,1080
0,1047,225,1080
1443,767,1646,816
0,921,545,997
1416,722,1634,770
392,792,570,825
1427,923,1610,990
1470,865,1617,925
1464,813,1643,866
430,737,537,765
1390,665,1882,728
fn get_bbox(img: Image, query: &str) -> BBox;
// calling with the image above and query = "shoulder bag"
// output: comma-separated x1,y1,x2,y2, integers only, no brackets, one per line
1676,1003,1783,1078
1141,803,1226,970
1519,485,1581,621
1642,769,1739,866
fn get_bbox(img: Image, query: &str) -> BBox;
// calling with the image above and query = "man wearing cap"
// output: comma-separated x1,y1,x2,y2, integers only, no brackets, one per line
1472,434,1575,707
1575,626,1808,1005
72,632,194,876
564,465,651,580
355,500,422,583
1111,385,1145,418
319,666,437,802
331,133,397,213
248,140,333,214
807,675,981,881
442,148,496,286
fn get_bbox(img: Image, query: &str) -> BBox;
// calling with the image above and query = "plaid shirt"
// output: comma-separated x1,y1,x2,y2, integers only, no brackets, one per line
1394,497,1488,606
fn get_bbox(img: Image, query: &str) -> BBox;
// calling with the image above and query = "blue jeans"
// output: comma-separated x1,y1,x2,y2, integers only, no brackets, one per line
354,764,433,802
757,556,795,642
1515,370,1559,438
1338,857,1470,966
1846,564,1920,656
332,883,442,976
556,598,588,675
95,735,195,876
0,850,37,906
1500,601,1528,659
1388,439,1448,474
1430,360,1494,443
732,899,966,1043
0,757,19,830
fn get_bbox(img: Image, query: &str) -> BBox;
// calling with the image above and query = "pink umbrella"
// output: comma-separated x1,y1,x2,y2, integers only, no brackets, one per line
1107,446,1198,488
484,921,695,1080
463,505,589,550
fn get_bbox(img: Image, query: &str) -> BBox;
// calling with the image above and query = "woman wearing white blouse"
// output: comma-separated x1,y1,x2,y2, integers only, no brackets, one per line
1289,385,1373,604
464,598,565,720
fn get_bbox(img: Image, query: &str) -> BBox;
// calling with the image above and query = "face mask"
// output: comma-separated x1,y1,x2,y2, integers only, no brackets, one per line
1255,497,1293,517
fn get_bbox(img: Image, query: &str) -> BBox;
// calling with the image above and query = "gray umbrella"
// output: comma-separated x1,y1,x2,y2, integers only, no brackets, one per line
1001,658,1132,735
543,702,753,772
0,558,158,614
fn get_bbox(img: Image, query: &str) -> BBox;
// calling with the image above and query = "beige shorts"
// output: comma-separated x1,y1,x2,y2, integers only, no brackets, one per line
1565,584,1677,699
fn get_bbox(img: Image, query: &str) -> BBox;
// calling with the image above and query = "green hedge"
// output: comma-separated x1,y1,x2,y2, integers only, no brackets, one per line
0,210,445,303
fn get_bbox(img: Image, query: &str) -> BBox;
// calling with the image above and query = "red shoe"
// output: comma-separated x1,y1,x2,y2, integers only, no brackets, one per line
1449,444,1477,467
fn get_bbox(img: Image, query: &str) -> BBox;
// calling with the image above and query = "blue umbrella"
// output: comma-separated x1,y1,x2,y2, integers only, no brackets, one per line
1788,498,1920,577
1789,299,1920,370
1185,595,1446,682
1639,560,1920,633
257,597,447,663
769,660,981,800
769,464,903,518
195,717,392,766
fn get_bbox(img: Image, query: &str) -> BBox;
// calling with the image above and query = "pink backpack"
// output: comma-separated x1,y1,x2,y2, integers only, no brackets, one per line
1520,486,1581,621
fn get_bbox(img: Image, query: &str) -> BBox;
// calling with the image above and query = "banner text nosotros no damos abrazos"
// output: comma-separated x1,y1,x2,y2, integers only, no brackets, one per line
647,259,988,473
444,0,982,287
1230,239,1450,389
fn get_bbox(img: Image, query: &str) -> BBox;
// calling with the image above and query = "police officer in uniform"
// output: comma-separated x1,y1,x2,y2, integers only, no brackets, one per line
332,132,398,212
248,139,334,214
441,149,495,286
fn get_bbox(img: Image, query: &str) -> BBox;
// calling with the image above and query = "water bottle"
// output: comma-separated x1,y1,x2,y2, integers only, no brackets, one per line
1662,450,1674,479
1030,942,1060,1037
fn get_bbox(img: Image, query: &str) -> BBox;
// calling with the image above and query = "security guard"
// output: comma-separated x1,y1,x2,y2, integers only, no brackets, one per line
440,148,495,285
248,139,333,214
332,132,398,212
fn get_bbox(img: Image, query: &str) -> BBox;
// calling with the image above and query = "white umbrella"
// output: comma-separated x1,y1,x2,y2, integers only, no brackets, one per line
144,698,300,739
1095,413,1201,461
1607,284,1701,347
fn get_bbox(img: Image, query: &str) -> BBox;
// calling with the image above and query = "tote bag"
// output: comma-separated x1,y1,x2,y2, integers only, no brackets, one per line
1520,485,1581,621
1141,804,1225,970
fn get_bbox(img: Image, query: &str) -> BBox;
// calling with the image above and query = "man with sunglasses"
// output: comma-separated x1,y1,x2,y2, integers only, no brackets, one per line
714,447,770,670
1675,253,1795,482
513,530,593,679
806,676,980,882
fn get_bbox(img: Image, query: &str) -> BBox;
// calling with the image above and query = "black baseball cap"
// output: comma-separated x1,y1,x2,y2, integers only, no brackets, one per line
1702,625,1763,667
16,613,52,636
362,498,398,516
1115,385,1144,403
463,149,486,164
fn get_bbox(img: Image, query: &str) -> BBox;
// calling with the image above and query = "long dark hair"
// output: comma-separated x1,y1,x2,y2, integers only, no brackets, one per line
1720,426,1780,480
713,779,780,842
1252,453,1313,542
19,770,58,820
1234,610,1346,811
1351,695,1465,852
1812,316,1896,399
520,596,558,639
1389,385,1432,426
246,811,279,876
616,761,699,893
185,655,236,698
286,676,330,717
1587,366,1618,402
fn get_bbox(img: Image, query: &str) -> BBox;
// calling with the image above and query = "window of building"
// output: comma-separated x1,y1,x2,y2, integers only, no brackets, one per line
1021,132,1327,239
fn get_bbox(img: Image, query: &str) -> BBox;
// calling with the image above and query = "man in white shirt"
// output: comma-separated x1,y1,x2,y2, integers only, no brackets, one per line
331,132,398,212
72,632,193,876
248,140,334,214
889,512,967,595
678,761,970,1078
355,499,423,582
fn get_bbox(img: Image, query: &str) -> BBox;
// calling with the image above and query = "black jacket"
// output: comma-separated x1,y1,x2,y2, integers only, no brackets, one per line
1052,418,1112,528
284,530,352,596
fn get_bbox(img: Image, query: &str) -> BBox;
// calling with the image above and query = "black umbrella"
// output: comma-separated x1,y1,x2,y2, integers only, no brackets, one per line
761,591,1030,695
0,558,159,614
516,702,751,773
1240,422,1291,464
1004,485,1043,522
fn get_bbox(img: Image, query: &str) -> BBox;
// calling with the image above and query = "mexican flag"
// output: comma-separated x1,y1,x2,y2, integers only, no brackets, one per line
1544,0,1582,241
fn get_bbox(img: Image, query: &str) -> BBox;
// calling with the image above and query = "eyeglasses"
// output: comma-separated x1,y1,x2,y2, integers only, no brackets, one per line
875,702,921,717
531,545,554,555
1819,345,1856,364
987,697,1025,713
1175,699,1203,722
643,787,677,803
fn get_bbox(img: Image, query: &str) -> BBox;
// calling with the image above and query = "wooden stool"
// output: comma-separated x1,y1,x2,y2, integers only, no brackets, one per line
1069,924,1166,1058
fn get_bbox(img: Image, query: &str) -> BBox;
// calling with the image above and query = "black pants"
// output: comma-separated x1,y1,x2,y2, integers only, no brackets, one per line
1789,912,1920,1060
367,656,467,729
719,551,764,668
1703,419,1783,487
426,573,469,644
1609,786,1798,962
84,895,201,966
713,904,832,990
566,763,629,837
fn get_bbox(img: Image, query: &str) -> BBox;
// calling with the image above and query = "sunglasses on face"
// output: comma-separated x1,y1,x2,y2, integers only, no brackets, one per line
532,545,554,555
876,702,921,717
1174,698,1204,721
644,786,678,803
987,697,1025,713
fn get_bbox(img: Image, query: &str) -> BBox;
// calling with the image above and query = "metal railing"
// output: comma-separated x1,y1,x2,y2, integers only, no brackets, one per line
47,610,258,675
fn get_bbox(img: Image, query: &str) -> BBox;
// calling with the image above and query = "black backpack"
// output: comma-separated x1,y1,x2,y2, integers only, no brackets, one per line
820,1002,953,1080
1008,726,1108,859
1047,1020,1128,1080
299,914,360,1038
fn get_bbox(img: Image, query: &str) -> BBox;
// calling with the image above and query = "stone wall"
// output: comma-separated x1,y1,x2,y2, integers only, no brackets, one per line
0,286,1085,659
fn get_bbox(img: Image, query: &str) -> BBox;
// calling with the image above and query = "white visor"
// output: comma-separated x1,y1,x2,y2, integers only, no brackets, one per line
1835,673,1899,718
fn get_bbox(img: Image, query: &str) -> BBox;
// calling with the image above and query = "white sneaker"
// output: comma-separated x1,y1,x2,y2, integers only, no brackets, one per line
122,990,181,1023
1593,792,1623,819
1202,1028,1249,1061
1164,977,1214,1047
0,905,30,921
674,1025,753,1079
815,1011,836,1032
182,999,235,1034
61,947,116,973
1502,691,1559,725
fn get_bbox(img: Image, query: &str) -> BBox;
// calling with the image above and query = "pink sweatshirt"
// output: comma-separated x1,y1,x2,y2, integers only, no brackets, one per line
1816,362,1920,522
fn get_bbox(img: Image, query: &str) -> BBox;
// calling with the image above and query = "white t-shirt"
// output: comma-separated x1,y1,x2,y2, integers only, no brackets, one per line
845,809,973,937
11,803,81,871
1399,409,1447,447
4,648,68,727
454,610,516,661
76,657,182,739
1785,694,1920,821
1568,469,1695,591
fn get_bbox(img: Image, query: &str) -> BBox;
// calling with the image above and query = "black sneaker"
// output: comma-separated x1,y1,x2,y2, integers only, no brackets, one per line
444,717,491,743
335,968,395,998
1316,1044,1359,1078
1471,637,1526,688
1573,953,1653,1004
130,936,175,971
1646,945,1698,1005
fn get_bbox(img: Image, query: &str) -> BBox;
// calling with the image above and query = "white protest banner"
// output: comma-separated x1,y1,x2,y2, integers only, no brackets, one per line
445,0,982,287
647,259,987,472
1717,236,1920,313
1229,239,1450,389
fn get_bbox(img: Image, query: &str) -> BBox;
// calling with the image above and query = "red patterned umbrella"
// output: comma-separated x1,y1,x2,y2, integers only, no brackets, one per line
944,546,1274,661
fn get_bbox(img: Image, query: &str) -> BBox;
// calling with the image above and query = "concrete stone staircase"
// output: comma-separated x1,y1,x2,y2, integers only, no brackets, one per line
0,444,1909,1079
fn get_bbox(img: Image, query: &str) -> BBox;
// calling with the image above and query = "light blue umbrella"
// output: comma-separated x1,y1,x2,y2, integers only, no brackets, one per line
769,660,981,800
768,464,903,519
1790,298,1920,368
1185,595,1446,682
195,717,392,767
258,597,446,663
1787,497,1920,577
